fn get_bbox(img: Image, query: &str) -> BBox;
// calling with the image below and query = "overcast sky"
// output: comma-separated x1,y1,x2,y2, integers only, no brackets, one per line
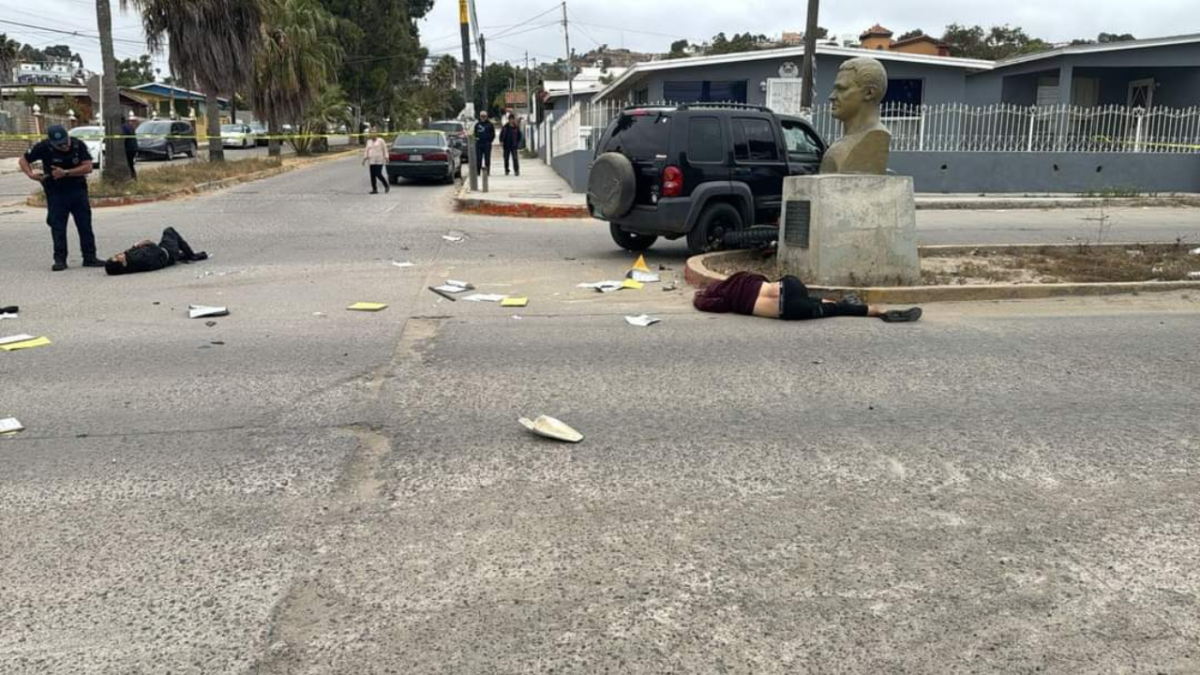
5,0,1194,75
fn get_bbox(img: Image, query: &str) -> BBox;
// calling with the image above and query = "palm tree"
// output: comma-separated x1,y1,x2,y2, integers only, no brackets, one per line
122,0,264,162
95,1,131,182
0,34,20,85
289,85,349,156
251,0,341,158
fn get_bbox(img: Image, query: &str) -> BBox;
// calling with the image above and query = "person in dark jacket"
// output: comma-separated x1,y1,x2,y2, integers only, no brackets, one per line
121,115,139,179
19,124,104,271
104,227,207,275
473,111,495,174
499,114,523,176
694,271,921,322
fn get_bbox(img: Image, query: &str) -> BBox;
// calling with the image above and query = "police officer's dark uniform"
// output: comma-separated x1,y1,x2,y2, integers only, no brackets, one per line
22,125,102,271
121,118,139,179
473,115,495,174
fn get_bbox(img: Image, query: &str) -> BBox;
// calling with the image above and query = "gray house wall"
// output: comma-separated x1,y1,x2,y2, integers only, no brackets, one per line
890,152,1200,193
550,149,591,192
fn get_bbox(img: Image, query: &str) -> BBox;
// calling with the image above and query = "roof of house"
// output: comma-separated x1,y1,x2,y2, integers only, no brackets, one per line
860,24,894,38
593,44,994,101
993,32,1200,68
129,82,229,104
892,34,949,49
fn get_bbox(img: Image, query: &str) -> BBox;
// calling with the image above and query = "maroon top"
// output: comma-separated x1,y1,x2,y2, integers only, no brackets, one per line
693,271,767,315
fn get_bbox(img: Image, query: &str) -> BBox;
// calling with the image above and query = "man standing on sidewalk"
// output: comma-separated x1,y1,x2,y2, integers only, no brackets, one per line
473,111,495,175
500,114,523,177
19,125,103,271
121,115,139,179
363,130,389,194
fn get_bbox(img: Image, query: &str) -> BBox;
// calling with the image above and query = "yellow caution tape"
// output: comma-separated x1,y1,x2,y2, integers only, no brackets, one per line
0,132,393,142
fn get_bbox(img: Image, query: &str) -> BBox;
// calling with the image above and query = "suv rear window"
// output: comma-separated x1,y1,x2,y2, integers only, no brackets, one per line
732,117,779,162
687,117,723,163
601,112,671,160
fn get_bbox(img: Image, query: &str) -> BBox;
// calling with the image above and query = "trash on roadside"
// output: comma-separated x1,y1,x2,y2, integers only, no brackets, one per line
428,287,459,301
445,279,472,289
627,254,660,283
188,305,229,319
391,260,415,268
512,315,523,320
519,415,584,443
501,297,529,307
662,281,678,292
0,334,50,351
442,233,466,242
577,280,625,293
433,283,473,294
621,278,644,290
347,302,388,312
624,314,661,327
462,294,507,303
313,312,325,317
0,418,24,436
0,305,17,320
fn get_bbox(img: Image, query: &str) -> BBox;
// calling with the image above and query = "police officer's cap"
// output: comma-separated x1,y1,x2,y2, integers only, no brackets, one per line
47,125,69,145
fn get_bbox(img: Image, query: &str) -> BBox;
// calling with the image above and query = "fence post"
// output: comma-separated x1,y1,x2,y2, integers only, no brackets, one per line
1134,110,1144,153
546,113,554,162
918,106,926,152
1027,108,1035,152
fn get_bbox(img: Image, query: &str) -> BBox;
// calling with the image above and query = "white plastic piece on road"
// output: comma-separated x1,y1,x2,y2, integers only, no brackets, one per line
461,294,506,303
627,269,660,283
391,260,414,268
624,314,661,327
577,280,625,293
0,418,24,435
519,415,584,443
446,279,472,288
442,233,466,242
433,284,471,294
0,313,16,320
188,305,230,319
0,334,35,346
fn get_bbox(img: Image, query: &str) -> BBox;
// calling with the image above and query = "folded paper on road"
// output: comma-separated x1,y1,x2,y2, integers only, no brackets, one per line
577,280,625,293
519,415,584,443
462,294,507,303
0,417,24,435
0,336,50,351
347,302,389,312
188,305,229,319
622,279,644,290
433,284,472,294
627,269,660,283
391,261,414,268
501,297,529,307
624,314,661,327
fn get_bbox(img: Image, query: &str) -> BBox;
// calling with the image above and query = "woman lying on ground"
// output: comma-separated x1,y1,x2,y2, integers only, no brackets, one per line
694,271,922,322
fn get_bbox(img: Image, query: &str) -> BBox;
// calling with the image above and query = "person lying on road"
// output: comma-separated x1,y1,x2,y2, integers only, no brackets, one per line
694,271,922,322
104,227,208,276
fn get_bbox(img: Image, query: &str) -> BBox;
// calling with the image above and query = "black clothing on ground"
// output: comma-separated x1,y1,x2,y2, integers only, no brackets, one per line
780,276,868,321
369,164,388,192
24,138,92,196
47,189,96,263
693,271,766,315
106,227,201,275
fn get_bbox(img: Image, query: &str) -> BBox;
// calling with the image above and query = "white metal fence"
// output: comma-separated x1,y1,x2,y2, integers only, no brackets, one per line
545,101,1200,158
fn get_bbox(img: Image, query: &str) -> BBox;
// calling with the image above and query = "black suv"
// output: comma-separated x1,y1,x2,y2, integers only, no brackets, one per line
587,103,826,253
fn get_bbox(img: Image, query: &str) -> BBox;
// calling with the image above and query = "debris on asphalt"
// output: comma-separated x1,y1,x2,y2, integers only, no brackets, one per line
1126,250,1143,257
196,269,242,279
428,287,459,301
501,297,529,307
205,321,218,327
446,279,472,289
462,294,507,303
442,233,466,242
519,415,584,443
577,280,625,293
211,341,225,346
0,334,50,351
658,264,672,271
313,312,325,317
512,315,523,320
391,260,415,268
433,282,474,294
624,314,661,327
0,307,17,320
627,269,660,283
0,418,24,436
347,302,389,312
622,279,644,290
662,281,678,292
188,305,229,319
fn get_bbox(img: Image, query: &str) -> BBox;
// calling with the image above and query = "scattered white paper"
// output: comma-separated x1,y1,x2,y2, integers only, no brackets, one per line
628,270,661,283
442,234,465,242
0,334,35,346
0,418,23,435
577,280,625,293
461,294,507,303
446,279,471,288
0,313,16,320
188,305,229,319
433,284,470,294
624,314,661,327
391,260,414,268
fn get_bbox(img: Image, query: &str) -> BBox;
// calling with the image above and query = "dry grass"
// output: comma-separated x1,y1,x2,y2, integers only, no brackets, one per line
91,158,284,198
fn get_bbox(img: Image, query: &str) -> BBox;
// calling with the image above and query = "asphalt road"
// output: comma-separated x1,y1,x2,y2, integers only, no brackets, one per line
1,157,1198,674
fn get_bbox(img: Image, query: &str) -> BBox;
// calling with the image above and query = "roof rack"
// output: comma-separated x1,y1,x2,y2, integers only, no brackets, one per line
678,102,775,113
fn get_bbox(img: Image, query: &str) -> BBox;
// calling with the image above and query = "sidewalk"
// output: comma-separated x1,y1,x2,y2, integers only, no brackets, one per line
0,157,21,175
454,157,588,218
914,192,1200,210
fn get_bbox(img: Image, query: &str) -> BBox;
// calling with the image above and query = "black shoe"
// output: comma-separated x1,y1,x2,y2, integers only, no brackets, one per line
841,293,866,307
52,261,67,272
190,251,209,262
82,258,106,268
881,307,922,323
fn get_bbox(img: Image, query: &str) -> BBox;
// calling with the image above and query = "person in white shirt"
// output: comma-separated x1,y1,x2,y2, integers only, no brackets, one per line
362,130,390,194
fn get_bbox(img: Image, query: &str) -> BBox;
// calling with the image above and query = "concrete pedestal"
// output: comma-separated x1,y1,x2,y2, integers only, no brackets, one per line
778,174,920,287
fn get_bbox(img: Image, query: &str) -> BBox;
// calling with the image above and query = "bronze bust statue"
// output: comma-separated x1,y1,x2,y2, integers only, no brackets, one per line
819,57,891,175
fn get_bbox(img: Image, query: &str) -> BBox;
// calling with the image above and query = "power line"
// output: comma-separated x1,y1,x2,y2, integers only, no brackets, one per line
566,8,604,50
0,18,156,46
570,19,690,41
486,2,562,42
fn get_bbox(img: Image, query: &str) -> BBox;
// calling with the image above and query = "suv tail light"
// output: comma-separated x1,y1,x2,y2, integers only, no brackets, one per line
661,165,683,198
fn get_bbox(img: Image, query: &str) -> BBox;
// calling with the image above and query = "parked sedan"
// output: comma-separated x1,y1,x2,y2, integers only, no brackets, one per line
136,120,197,161
387,131,461,185
69,125,105,169
427,120,468,161
221,123,257,148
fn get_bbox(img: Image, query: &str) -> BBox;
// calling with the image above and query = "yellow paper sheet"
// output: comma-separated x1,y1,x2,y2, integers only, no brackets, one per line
0,337,51,351
621,279,644,290
500,297,529,307
347,302,389,312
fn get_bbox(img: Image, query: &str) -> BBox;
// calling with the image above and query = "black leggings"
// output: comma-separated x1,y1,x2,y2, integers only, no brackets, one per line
159,227,196,263
780,276,868,321
369,164,387,191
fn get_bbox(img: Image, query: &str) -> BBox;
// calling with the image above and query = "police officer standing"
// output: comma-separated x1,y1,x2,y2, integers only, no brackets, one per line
18,124,103,271
473,110,495,175
121,115,139,179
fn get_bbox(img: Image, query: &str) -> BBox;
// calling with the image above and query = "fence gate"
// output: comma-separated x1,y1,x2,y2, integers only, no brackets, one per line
766,78,805,116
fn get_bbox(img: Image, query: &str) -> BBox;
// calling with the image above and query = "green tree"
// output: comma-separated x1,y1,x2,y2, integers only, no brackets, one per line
124,0,265,163
1098,32,1136,43
897,29,925,41
115,54,155,87
0,34,20,85
666,39,690,59
941,23,1051,60
708,32,770,55
97,0,131,182
289,84,349,155
252,0,342,157
473,62,516,118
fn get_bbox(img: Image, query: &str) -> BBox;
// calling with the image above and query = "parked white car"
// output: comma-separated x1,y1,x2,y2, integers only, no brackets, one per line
69,125,105,168
220,123,258,148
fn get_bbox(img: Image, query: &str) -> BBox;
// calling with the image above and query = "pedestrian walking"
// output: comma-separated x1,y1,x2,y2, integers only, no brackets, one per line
363,130,389,194
120,115,139,179
18,124,103,271
500,114,523,177
473,110,495,175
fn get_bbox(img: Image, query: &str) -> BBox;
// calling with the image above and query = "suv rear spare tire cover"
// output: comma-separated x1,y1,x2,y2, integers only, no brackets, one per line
589,152,637,218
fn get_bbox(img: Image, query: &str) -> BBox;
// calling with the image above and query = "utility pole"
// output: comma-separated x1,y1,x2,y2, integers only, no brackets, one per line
800,0,820,110
480,35,488,118
525,52,532,151
459,0,478,191
562,2,574,108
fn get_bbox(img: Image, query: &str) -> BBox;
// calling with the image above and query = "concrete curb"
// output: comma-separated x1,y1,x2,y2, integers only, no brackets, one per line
455,194,589,219
685,248,1200,304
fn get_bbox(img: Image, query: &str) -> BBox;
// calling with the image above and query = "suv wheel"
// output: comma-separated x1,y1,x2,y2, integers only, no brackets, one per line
688,202,743,254
610,224,658,251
